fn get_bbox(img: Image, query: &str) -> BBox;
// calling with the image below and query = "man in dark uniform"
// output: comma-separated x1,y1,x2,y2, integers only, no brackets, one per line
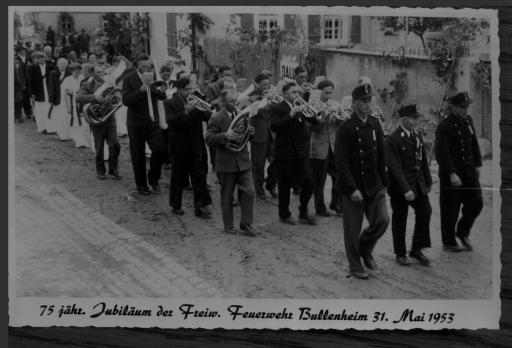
335,84,390,279
435,92,483,252
270,82,318,225
76,64,121,180
122,54,167,195
165,76,213,218
386,104,432,266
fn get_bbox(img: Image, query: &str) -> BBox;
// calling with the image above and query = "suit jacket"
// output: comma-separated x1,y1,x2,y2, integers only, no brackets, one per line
386,127,432,197
14,60,25,102
48,68,71,105
335,113,388,198
269,100,316,161
205,107,252,173
165,93,211,158
435,113,482,185
122,70,167,128
26,63,53,101
309,99,344,159
206,82,222,102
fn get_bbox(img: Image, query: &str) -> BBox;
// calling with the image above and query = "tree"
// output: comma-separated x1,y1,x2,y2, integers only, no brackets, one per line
101,12,151,60
186,13,214,71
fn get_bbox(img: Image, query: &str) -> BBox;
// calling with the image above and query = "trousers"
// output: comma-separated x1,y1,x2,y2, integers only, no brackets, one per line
310,146,340,213
390,189,432,256
341,189,389,273
127,124,166,190
276,158,314,218
439,174,483,246
90,121,120,175
218,170,254,229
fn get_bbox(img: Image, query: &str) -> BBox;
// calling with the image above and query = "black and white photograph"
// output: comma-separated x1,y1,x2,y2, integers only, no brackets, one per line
9,5,501,330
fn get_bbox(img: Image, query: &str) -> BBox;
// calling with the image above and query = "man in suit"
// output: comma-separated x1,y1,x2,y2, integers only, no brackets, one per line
270,82,318,225
14,56,25,123
122,54,167,195
294,65,310,102
206,89,257,236
206,66,232,103
48,57,72,140
43,45,56,71
435,92,483,252
309,79,344,217
386,104,432,266
16,46,33,119
335,84,390,279
26,51,54,133
76,64,121,181
165,76,213,218
248,73,273,199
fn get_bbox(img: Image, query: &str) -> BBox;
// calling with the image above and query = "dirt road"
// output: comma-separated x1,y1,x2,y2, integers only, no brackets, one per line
14,121,494,299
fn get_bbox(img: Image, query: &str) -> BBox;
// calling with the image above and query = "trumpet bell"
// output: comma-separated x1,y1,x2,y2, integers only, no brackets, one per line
187,94,214,112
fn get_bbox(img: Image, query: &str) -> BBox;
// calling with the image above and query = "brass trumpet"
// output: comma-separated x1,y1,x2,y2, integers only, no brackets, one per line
187,94,214,111
263,88,284,104
325,100,350,121
301,82,315,91
293,96,319,118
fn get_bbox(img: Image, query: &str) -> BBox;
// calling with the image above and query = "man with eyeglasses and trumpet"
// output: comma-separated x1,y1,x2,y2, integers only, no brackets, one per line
308,79,346,217
269,82,320,226
206,88,257,236
165,76,213,218
122,54,168,195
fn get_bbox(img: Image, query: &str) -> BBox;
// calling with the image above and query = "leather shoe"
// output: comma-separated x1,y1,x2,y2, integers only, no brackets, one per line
443,244,462,252
457,236,473,251
299,214,317,225
329,202,343,215
362,253,378,270
224,228,238,235
240,224,257,237
280,216,296,225
137,187,150,195
267,189,278,199
150,183,161,194
195,206,211,218
97,174,106,180
316,210,331,217
396,256,411,266
172,208,185,215
109,171,122,180
409,250,430,266
350,270,369,279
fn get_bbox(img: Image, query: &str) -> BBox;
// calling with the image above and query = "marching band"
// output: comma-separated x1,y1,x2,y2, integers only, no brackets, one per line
15,41,484,280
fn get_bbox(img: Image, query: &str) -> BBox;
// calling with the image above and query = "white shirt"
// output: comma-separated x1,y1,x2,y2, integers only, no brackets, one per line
39,64,46,77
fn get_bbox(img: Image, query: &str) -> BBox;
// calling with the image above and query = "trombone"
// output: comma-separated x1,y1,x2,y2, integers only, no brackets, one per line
293,96,319,118
187,94,214,112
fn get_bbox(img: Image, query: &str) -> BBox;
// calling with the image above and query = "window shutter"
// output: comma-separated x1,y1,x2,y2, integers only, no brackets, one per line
350,15,361,44
240,14,254,32
166,13,178,56
284,14,294,30
308,15,321,44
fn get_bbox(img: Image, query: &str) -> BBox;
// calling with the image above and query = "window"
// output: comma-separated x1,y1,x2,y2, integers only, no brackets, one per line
321,15,349,46
255,14,282,41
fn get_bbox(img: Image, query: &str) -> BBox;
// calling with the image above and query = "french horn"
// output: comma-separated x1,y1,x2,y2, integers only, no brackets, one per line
225,104,254,153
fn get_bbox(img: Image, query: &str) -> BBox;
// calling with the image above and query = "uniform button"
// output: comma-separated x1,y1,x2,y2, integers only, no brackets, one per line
462,156,465,160
360,149,363,153
361,160,364,164
358,138,362,142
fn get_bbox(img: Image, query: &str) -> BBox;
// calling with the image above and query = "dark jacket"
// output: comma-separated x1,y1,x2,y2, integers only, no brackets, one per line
205,107,252,173
335,113,388,198
26,63,53,101
122,70,167,128
386,126,432,197
14,59,25,102
75,76,115,127
164,93,211,159
48,68,71,105
269,100,316,160
435,113,482,184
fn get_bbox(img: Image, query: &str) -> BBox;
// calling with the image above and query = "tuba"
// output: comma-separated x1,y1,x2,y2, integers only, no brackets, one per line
293,96,319,118
187,94,214,112
84,56,133,126
226,104,254,153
